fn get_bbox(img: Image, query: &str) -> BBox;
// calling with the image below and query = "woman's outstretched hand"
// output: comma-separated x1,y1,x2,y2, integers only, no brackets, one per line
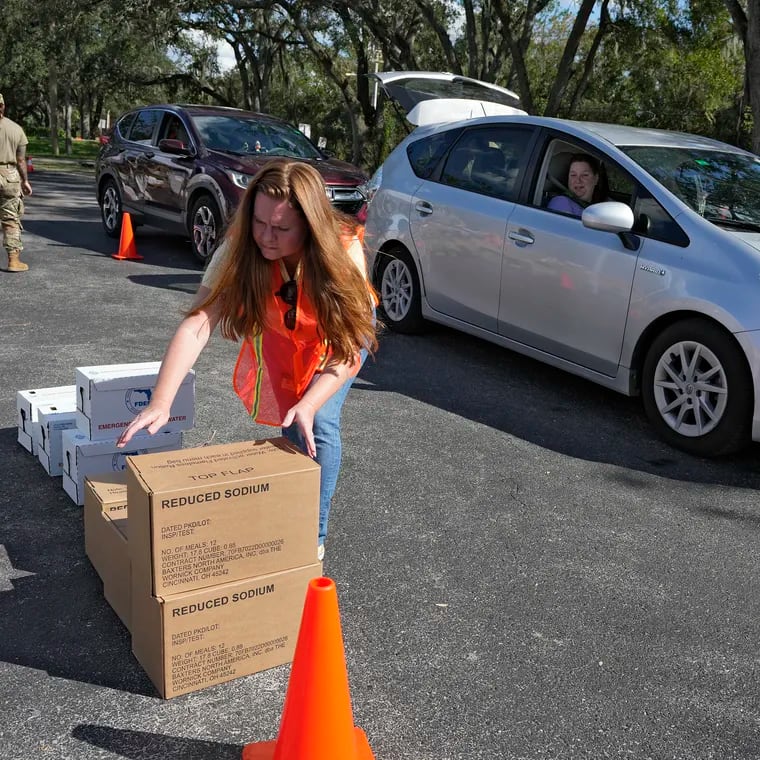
117,403,171,448
282,400,317,458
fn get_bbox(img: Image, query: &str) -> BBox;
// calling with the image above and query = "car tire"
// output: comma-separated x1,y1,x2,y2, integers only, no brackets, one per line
189,194,223,265
99,178,122,239
376,247,424,333
641,318,752,456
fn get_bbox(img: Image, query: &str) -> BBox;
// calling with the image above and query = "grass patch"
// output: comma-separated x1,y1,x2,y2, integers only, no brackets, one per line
26,136,101,160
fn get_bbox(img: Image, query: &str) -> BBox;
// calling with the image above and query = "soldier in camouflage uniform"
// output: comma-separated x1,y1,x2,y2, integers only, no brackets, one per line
0,92,33,272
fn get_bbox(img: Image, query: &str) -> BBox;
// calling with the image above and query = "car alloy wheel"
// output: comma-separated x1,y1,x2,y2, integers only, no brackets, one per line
190,194,222,265
642,318,752,456
100,179,122,238
377,248,424,333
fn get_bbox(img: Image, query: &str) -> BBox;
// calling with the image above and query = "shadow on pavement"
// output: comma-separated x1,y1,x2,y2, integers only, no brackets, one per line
127,273,203,295
25,219,115,255
357,325,760,490
24,170,204,272
0,428,156,696
72,725,241,759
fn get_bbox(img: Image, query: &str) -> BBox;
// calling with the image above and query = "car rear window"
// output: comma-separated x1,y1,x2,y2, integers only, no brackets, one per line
115,112,138,140
407,130,460,179
128,110,161,143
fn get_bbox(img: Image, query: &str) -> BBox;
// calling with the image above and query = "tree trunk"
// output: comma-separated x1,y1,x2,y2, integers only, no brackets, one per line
566,0,611,118
748,0,760,153
543,0,598,116
48,68,59,156
90,94,104,139
63,80,73,155
723,0,758,149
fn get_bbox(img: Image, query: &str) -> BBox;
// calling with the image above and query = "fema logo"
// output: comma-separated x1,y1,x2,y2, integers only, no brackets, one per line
125,388,153,414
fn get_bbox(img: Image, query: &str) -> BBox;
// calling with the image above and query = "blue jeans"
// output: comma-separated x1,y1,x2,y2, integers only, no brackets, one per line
283,350,367,547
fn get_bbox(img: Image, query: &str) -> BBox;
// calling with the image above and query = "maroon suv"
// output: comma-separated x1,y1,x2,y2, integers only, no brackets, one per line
95,104,368,264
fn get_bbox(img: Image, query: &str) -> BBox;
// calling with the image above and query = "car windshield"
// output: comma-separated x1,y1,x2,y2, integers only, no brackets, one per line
192,115,322,159
621,146,760,227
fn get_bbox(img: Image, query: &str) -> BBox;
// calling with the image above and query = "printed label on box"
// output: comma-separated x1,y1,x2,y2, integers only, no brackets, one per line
126,438,320,596
132,563,322,698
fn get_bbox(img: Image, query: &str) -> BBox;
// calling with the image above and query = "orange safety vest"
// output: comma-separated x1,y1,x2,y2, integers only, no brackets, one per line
233,262,327,426
233,229,370,426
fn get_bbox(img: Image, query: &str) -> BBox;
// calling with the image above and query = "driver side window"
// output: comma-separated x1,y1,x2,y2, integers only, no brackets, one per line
537,140,634,215
160,115,190,147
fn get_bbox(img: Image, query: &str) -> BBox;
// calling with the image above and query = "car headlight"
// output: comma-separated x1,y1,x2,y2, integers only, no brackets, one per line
229,170,253,189
326,187,366,203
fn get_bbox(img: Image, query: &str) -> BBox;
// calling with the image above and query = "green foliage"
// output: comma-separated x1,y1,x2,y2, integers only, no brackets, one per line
523,0,748,146
26,135,101,159
0,0,755,157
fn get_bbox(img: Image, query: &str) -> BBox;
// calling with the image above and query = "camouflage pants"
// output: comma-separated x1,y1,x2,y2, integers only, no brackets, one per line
0,194,24,254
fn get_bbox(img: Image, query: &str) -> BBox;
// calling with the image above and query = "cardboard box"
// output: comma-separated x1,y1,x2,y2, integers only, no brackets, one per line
16,386,76,455
36,400,79,476
126,438,320,597
62,429,183,506
75,362,195,441
84,474,130,629
132,563,321,698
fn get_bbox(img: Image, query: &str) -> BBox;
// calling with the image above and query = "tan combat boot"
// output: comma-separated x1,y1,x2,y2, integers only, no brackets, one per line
6,250,28,272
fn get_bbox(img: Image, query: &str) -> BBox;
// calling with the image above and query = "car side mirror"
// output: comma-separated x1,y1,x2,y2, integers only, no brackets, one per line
159,138,193,156
581,201,635,232
582,201,639,251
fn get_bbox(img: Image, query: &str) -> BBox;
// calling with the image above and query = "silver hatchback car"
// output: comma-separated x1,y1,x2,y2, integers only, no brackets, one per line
363,73,760,457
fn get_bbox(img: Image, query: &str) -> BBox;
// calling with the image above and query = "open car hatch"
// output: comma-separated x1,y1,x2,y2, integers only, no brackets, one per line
372,71,527,126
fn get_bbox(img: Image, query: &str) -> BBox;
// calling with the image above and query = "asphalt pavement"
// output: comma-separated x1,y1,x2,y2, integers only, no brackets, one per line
1,170,759,759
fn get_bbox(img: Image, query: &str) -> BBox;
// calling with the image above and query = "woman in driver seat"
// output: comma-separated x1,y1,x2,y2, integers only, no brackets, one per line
548,153,607,216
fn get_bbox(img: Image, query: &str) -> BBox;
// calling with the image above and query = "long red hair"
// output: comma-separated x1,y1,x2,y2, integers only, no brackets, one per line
192,159,377,364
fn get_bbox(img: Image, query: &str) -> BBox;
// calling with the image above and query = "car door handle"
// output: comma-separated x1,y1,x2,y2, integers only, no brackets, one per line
414,201,433,216
508,229,535,245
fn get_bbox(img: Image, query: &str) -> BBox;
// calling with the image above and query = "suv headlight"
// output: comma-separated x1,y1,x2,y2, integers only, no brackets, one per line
229,170,253,190
358,166,383,206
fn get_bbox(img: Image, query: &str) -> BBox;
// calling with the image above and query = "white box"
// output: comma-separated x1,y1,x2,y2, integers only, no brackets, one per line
75,362,195,441
61,428,183,506
36,399,79,476
17,386,76,455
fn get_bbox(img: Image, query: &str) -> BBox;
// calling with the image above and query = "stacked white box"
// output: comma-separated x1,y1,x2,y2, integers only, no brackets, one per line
75,362,195,440
17,386,76,455
62,429,184,506
36,399,79,476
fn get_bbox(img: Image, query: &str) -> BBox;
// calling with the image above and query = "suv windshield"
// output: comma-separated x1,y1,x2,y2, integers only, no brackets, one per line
192,114,322,159
621,146,760,226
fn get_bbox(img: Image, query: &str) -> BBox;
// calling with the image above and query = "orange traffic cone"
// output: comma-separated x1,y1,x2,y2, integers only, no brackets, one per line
111,212,143,261
241,577,375,760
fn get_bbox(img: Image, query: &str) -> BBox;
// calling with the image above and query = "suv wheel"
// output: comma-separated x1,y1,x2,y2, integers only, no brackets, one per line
100,178,122,238
376,247,424,333
642,318,752,456
190,194,222,265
